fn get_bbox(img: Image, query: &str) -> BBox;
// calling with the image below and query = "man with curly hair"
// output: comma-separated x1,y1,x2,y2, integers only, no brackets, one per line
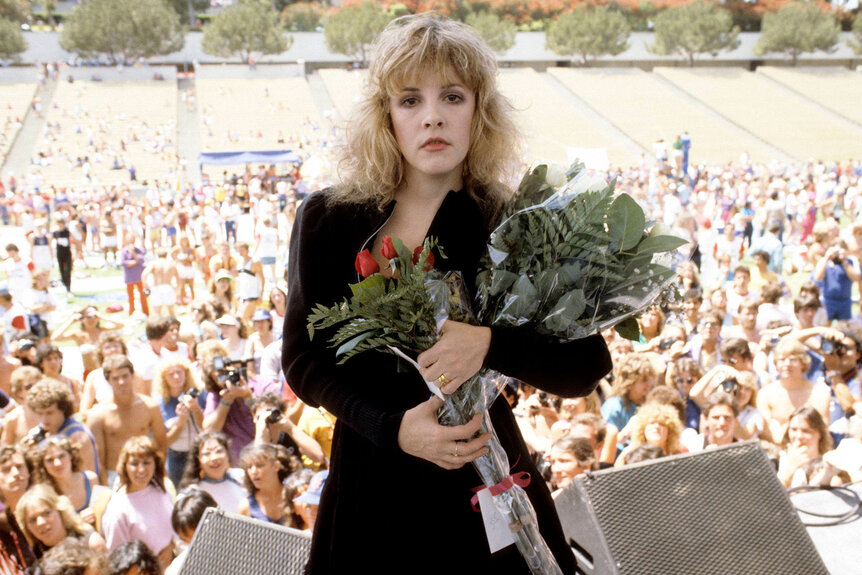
26,378,98,476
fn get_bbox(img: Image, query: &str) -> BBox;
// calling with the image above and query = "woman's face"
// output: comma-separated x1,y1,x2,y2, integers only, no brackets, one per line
629,377,653,404
644,422,669,447
125,455,156,492
674,371,695,397
735,386,753,408
270,289,285,310
245,457,279,490
217,279,231,293
199,439,229,481
43,446,73,480
253,319,271,334
389,70,475,189
25,502,67,547
41,352,62,375
165,366,187,397
639,309,660,331
788,416,820,455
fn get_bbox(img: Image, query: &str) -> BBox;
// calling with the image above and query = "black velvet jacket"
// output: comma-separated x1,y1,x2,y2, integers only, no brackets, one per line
282,189,612,574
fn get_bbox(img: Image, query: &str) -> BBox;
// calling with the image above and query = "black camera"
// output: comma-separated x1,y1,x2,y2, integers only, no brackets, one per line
821,339,846,357
180,388,200,402
24,424,48,445
659,337,676,351
264,407,282,425
720,378,739,393
213,355,252,386
831,255,844,265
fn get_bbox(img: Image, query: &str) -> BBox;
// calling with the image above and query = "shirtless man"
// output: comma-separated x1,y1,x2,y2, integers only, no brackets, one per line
0,366,41,445
756,338,830,444
143,249,179,317
87,355,167,485
195,232,217,286
0,332,22,396
208,242,237,279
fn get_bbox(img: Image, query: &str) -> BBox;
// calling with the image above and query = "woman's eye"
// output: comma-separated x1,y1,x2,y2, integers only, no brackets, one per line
445,93,463,103
400,97,418,107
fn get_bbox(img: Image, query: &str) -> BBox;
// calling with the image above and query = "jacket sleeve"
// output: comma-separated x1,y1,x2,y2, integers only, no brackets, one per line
281,195,404,451
484,327,612,398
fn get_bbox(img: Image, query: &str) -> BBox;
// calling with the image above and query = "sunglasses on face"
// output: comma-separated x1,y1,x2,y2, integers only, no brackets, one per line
675,377,695,385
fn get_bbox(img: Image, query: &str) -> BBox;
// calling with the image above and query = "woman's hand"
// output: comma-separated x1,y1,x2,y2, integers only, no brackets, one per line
398,396,489,470
416,321,491,395
79,507,96,525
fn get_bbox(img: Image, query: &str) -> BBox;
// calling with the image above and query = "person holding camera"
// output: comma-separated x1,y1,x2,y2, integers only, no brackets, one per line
154,357,206,489
250,392,325,469
198,340,254,464
789,322,861,440
813,240,860,321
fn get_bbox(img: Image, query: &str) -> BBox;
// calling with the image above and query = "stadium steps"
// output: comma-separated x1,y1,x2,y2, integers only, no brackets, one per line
2,79,56,179
496,68,642,168
547,68,786,165
654,67,862,161
317,68,364,126
177,76,203,179
305,71,338,126
756,67,862,128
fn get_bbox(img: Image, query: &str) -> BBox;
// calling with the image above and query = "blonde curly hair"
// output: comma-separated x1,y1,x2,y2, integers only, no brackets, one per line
628,403,683,456
15,483,89,547
153,356,200,404
331,13,522,218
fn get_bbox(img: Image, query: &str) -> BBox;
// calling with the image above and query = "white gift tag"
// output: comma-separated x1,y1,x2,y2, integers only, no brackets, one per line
477,487,516,553
387,345,445,400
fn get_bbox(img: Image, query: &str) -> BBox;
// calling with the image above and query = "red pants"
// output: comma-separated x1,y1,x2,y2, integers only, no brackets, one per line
126,281,149,316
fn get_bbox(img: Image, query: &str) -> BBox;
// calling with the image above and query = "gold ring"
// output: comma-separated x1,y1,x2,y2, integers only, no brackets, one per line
437,374,451,386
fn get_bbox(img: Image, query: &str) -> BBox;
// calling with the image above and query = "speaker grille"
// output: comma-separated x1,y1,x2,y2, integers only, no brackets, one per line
181,508,311,575
578,442,827,575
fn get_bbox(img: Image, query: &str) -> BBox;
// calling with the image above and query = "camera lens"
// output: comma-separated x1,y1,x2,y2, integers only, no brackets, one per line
821,340,835,355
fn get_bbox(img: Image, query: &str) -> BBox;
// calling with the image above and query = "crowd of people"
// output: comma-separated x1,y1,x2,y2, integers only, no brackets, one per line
1,91,862,575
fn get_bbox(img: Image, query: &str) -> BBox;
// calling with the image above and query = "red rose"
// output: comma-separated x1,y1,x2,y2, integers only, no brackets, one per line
354,249,380,278
412,246,434,270
381,236,397,260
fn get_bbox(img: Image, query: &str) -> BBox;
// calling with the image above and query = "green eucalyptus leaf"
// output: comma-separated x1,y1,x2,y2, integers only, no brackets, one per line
614,317,641,341
543,288,586,333
490,269,519,296
499,275,539,320
349,274,387,304
335,331,374,358
607,193,645,252
635,234,688,256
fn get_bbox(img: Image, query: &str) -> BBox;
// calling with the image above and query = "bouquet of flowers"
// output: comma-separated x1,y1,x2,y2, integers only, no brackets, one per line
307,162,685,575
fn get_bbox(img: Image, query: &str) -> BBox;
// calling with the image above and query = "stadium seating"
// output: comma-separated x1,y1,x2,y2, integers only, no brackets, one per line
0,83,37,164
757,67,862,126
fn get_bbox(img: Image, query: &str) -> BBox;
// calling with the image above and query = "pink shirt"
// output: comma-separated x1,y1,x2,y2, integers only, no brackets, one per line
101,483,174,555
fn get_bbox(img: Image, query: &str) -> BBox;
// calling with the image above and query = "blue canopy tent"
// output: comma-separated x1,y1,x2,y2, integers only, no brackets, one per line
197,150,302,174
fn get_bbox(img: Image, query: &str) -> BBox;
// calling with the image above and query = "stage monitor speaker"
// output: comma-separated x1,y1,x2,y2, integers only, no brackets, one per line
789,481,862,575
180,508,311,575
554,441,828,575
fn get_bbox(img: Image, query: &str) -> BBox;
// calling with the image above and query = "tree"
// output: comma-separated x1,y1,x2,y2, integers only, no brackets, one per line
202,0,291,63
280,1,324,32
754,3,839,65
0,0,29,23
545,6,631,65
648,0,739,67
323,2,393,66
166,0,211,25
0,17,26,61
851,14,862,55
60,0,184,63
465,11,516,54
